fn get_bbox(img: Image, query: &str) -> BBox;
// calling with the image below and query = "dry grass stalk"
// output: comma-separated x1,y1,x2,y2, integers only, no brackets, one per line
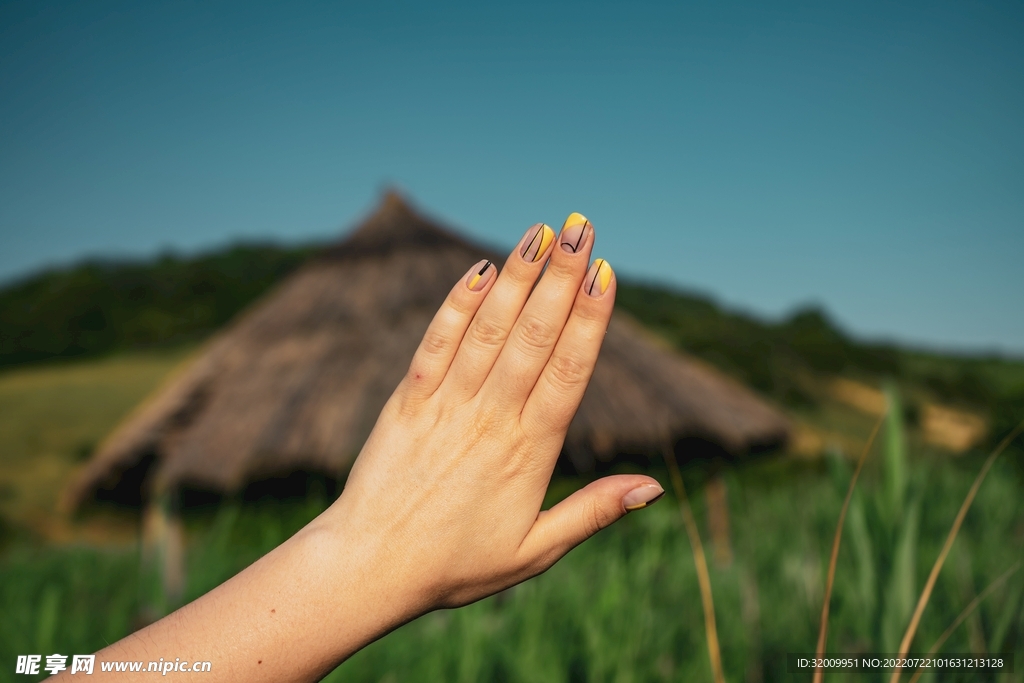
889,418,1024,683
705,473,733,568
905,561,1021,683
663,442,726,683
812,411,887,683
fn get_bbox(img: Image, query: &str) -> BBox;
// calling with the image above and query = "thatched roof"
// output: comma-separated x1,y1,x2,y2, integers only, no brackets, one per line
65,192,790,509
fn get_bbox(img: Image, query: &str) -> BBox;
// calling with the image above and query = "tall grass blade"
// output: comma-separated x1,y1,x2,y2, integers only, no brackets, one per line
883,384,907,521
888,417,1024,683
846,487,876,637
663,442,726,683
882,497,921,651
813,412,886,683
988,563,1023,653
35,584,61,654
905,561,1021,683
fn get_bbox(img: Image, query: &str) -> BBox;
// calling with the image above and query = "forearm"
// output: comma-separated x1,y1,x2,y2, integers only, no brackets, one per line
68,505,423,682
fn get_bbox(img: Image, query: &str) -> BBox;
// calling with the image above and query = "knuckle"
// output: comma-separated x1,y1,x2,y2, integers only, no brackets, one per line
468,318,508,349
419,329,452,357
546,258,579,282
514,315,558,352
505,260,539,285
446,292,477,318
474,401,505,432
581,499,607,538
524,549,559,578
571,300,608,324
546,353,589,388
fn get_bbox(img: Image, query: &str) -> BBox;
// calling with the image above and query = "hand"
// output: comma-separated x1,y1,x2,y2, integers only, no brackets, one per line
72,213,664,683
330,213,664,609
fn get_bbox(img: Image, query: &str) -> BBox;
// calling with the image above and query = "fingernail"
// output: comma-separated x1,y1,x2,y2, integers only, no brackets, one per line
622,484,665,512
585,259,613,296
466,259,495,291
559,212,591,253
520,223,555,262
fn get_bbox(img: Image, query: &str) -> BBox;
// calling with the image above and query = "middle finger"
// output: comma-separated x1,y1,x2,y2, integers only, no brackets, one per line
481,212,595,410
440,222,557,397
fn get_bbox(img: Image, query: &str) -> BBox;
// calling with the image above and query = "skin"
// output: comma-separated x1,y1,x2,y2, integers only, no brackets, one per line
55,216,663,682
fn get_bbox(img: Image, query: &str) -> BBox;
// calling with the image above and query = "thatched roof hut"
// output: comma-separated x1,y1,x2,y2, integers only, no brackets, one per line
66,193,790,509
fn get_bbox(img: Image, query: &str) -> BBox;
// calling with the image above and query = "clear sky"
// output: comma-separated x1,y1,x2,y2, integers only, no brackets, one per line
1,0,1022,353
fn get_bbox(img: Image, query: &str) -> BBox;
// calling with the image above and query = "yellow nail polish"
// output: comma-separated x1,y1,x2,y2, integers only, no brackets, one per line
466,260,493,291
564,212,588,227
586,258,613,296
560,213,591,254
534,225,555,262
521,224,555,262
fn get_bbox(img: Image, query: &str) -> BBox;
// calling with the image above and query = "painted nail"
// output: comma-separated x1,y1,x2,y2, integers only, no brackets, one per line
622,484,665,512
520,223,555,262
584,258,613,296
466,259,495,291
559,212,591,253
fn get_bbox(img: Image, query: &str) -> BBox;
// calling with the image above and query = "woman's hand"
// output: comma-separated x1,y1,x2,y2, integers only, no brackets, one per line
331,213,663,609
71,213,663,683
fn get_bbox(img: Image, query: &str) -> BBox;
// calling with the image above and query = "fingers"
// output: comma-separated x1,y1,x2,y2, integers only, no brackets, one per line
517,476,665,571
520,257,615,435
441,223,557,396
481,213,596,406
401,259,497,401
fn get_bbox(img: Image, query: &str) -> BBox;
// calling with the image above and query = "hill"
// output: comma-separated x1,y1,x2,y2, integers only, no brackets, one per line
1,243,1022,447
0,244,315,367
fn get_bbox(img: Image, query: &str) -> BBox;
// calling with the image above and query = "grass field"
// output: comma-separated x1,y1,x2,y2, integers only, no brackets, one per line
0,348,194,540
0,352,1022,682
1,454,1021,682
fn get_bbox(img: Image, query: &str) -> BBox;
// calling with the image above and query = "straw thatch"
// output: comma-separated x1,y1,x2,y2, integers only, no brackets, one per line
65,192,790,509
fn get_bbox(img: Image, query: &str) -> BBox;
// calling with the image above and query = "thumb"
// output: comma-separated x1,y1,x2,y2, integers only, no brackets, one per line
519,475,665,572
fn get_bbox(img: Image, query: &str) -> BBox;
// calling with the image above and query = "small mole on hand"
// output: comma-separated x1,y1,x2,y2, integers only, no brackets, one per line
270,608,276,613
258,661,262,665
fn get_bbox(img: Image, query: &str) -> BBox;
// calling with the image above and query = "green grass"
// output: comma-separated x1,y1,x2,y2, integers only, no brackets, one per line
0,348,193,533
1,449,1021,683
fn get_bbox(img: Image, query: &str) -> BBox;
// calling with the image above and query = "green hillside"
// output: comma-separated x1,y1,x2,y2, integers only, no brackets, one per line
617,283,1024,449
1,243,1022,447
0,244,315,367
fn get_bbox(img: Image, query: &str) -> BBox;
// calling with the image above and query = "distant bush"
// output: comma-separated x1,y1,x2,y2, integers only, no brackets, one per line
616,283,901,403
0,245,316,368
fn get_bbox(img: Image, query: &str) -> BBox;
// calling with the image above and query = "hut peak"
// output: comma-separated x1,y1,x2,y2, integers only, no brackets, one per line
329,190,471,259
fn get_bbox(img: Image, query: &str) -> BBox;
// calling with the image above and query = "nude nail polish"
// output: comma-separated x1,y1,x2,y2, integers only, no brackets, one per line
466,260,494,291
520,223,555,262
622,484,665,511
584,259,613,296
559,212,591,253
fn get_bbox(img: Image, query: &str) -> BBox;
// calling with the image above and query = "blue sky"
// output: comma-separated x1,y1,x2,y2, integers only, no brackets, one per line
1,0,1022,353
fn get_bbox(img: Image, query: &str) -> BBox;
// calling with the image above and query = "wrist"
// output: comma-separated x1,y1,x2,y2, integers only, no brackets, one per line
306,499,433,658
